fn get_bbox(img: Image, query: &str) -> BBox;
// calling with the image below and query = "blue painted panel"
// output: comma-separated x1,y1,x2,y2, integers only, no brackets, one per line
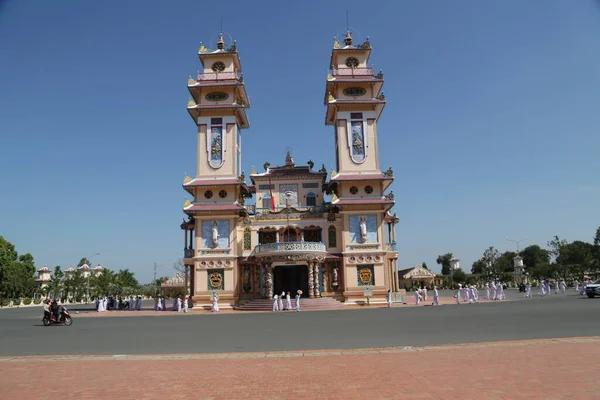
349,216,360,243
366,215,378,242
218,220,230,248
202,221,212,248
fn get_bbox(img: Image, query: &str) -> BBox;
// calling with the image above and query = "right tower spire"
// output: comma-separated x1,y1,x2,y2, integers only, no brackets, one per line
325,32,386,175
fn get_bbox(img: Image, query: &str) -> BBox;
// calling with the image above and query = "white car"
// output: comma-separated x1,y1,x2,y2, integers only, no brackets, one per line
585,280,600,298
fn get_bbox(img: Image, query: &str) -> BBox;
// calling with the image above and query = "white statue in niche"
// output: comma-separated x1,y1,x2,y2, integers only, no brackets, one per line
359,216,368,243
332,267,339,288
212,221,220,248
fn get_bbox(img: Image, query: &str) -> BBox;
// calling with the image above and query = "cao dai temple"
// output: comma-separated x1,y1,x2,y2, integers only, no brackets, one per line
180,31,400,308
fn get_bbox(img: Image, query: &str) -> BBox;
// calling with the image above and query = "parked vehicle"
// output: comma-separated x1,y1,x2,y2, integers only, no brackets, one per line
585,280,600,298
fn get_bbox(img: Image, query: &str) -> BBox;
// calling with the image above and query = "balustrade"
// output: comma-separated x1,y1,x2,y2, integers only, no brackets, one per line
255,241,326,254
196,71,241,81
331,67,374,77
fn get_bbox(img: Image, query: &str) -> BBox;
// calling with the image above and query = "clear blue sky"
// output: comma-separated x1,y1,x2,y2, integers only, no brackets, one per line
1,0,599,282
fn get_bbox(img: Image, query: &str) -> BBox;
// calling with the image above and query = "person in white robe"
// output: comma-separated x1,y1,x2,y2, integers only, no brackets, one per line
97,298,105,312
525,282,532,298
422,287,428,302
545,281,551,296
555,281,560,295
560,280,567,294
471,286,479,303
183,296,188,313
177,297,182,312
473,285,479,302
432,286,439,306
211,293,219,312
273,294,279,312
573,280,579,292
285,292,292,310
414,289,421,305
456,284,462,304
490,283,497,300
485,283,490,300
295,290,301,312
498,283,505,300
278,291,284,311
580,280,587,295
538,282,545,296
156,297,162,310
386,290,393,308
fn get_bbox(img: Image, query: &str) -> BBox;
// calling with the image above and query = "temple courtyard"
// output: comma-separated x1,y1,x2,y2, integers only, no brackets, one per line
1,292,599,399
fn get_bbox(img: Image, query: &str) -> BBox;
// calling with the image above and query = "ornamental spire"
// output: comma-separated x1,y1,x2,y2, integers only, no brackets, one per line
217,33,225,50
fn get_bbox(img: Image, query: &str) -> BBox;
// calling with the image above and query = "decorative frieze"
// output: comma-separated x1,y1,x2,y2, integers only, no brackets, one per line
199,260,232,268
347,254,382,264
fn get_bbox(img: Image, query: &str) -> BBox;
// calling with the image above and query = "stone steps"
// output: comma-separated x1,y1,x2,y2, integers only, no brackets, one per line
236,297,346,311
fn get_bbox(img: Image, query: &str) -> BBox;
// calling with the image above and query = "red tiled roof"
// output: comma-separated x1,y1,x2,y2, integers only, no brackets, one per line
330,173,391,181
184,204,245,212
184,178,245,187
333,198,394,207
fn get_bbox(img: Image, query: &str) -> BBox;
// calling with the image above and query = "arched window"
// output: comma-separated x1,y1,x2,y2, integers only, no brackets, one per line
261,194,271,210
328,226,337,248
306,192,317,207
243,228,252,250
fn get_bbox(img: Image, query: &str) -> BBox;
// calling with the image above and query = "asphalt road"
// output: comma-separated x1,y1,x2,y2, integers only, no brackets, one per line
0,292,597,357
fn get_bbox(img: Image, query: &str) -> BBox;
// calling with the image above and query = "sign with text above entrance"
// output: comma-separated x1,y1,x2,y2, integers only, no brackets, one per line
363,288,373,297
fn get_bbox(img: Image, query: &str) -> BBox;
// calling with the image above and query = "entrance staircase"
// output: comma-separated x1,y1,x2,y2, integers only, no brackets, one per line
236,297,346,311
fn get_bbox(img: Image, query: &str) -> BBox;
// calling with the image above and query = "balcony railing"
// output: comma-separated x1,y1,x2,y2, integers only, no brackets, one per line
331,67,374,77
196,71,241,81
255,241,326,254
251,205,326,214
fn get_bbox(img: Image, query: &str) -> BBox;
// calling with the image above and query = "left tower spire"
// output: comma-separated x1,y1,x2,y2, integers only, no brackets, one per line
182,33,252,307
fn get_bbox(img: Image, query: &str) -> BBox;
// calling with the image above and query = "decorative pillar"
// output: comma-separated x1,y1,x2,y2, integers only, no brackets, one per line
184,230,188,250
300,230,305,242
308,263,314,298
266,264,273,299
313,263,320,297
322,262,328,293
276,231,280,243
184,265,189,296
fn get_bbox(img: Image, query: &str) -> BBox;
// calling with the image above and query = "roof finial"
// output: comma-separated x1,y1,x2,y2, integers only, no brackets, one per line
285,150,295,167
217,32,225,50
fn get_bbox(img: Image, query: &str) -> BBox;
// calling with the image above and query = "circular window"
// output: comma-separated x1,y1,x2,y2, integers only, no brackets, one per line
345,57,359,68
204,190,213,199
349,186,358,195
219,190,228,198
211,61,226,72
365,185,373,194
343,87,366,97
205,92,229,102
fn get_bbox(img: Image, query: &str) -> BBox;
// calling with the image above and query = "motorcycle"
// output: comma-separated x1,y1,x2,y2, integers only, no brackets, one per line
42,307,73,326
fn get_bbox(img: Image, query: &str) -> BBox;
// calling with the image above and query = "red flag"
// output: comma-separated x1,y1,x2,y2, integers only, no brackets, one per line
268,177,276,211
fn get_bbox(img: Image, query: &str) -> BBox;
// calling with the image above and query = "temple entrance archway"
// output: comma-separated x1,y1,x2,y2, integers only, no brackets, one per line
273,265,309,298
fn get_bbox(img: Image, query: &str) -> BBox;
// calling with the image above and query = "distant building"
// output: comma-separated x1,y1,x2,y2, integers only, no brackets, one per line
36,265,52,290
398,265,436,289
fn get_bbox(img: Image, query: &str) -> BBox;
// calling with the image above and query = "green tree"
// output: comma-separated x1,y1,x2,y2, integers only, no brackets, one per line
560,241,598,280
90,269,114,297
421,262,429,270
481,246,500,278
47,266,64,299
471,259,486,274
436,253,453,275
519,245,550,272
453,269,466,283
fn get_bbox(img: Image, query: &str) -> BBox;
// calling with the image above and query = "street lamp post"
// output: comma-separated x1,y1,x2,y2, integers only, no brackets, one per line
506,238,528,253
86,253,100,301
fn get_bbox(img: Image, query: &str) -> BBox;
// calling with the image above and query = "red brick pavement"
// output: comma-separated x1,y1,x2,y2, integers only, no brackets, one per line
1,337,598,399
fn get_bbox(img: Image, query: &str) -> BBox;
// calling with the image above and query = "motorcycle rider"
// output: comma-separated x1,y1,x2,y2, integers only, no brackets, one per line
51,298,60,322
43,298,51,320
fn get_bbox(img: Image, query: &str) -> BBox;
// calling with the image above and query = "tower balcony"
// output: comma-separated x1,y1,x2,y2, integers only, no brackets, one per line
196,71,242,82
254,241,326,256
330,67,374,77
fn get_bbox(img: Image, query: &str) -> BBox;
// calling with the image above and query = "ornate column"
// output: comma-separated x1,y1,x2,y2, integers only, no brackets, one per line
266,264,273,299
184,230,188,250
276,231,280,243
313,263,320,297
322,262,328,293
308,263,314,298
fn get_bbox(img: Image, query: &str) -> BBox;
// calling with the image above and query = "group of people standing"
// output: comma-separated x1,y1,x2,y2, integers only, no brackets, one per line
96,296,142,312
410,286,440,306
273,290,301,312
154,296,193,313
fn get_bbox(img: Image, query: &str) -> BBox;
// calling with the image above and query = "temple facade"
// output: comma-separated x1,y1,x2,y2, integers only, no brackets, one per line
180,31,399,308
